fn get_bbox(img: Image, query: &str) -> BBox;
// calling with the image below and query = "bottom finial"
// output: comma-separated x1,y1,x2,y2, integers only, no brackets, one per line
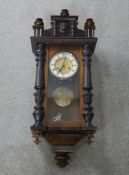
32,130,42,144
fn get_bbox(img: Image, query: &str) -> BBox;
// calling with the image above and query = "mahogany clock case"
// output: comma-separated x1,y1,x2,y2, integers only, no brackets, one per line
45,45,84,128
30,9,97,167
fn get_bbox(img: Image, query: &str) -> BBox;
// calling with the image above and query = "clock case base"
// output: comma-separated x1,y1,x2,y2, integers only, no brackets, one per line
31,125,96,167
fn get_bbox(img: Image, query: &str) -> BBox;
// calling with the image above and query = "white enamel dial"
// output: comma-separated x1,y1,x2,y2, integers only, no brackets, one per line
49,51,78,79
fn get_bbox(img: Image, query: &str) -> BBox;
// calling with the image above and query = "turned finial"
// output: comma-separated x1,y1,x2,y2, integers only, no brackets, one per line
84,18,95,37
61,9,69,16
33,18,44,37
34,18,44,26
85,18,95,29
32,130,42,144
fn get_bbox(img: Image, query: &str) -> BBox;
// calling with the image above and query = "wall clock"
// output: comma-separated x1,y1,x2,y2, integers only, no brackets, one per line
30,9,97,167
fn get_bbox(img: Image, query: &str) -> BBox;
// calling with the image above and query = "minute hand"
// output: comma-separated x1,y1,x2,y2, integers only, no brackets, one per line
57,57,66,74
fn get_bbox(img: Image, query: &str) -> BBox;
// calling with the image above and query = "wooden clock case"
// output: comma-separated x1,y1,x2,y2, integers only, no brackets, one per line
30,9,97,167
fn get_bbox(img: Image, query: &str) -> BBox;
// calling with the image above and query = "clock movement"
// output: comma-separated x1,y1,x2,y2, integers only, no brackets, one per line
30,9,97,167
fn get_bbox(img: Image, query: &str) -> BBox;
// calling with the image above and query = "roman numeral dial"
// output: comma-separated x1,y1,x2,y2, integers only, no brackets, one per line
49,51,78,79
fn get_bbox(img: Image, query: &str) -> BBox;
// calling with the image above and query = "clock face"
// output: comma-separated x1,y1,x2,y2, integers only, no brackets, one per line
49,51,78,79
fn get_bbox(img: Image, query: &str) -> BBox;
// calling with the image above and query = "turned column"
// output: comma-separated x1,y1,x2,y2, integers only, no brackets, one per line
51,20,56,36
82,44,94,127
33,43,46,128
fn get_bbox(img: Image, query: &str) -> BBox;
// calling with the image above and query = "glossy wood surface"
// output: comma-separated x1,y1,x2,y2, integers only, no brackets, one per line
44,45,84,127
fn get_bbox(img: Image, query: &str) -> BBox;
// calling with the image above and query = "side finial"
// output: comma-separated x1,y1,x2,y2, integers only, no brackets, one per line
33,18,44,37
84,18,95,37
85,18,95,29
34,18,44,26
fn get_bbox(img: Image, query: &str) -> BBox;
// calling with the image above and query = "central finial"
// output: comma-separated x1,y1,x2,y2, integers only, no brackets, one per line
61,9,69,16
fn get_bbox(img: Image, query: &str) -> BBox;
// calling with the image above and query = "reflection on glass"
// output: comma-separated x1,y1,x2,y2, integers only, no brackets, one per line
52,87,74,107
